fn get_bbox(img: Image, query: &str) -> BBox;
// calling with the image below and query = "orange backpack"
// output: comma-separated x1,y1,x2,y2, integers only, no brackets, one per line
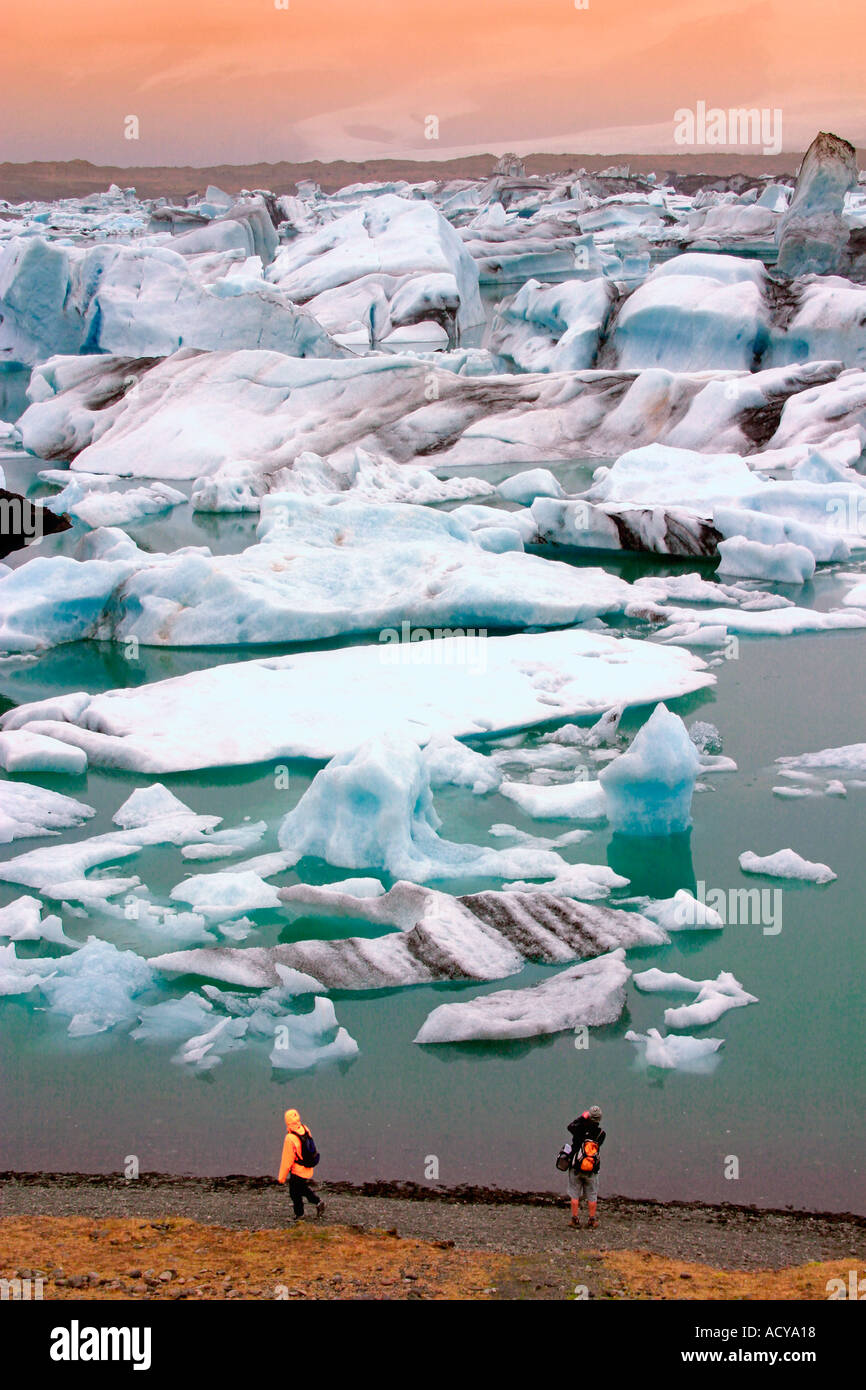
576,1138,599,1173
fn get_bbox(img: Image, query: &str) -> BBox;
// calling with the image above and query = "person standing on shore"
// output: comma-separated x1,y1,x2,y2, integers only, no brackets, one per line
566,1105,605,1229
277,1108,325,1222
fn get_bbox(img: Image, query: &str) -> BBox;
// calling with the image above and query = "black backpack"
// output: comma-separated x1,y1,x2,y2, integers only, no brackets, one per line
299,1129,320,1168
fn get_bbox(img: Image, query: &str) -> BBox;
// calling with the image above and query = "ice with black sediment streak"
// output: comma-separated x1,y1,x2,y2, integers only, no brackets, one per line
150,880,666,991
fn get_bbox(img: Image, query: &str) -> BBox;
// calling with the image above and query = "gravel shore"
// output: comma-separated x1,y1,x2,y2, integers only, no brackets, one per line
2,1173,863,1277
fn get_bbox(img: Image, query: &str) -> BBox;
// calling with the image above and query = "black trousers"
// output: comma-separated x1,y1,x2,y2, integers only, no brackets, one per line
288,1173,320,1218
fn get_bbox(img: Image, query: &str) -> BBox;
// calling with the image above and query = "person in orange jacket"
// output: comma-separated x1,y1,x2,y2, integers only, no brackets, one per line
277,1108,325,1221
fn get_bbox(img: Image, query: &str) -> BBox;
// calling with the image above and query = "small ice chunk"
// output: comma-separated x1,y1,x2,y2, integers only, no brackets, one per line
738,848,837,883
113,783,198,829
641,889,724,931
497,469,565,505
0,941,50,995
174,1016,249,1072
625,1027,724,1071
0,894,74,946
688,721,723,755
0,781,95,844
0,730,87,775
170,869,282,921
269,996,359,1071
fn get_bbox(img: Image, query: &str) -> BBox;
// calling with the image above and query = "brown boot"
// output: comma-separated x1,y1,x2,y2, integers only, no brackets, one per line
588,1216,598,1229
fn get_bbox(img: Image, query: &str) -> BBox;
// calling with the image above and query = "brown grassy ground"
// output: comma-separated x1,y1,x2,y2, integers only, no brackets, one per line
0,1215,855,1300
0,1215,506,1300
593,1250,856,1301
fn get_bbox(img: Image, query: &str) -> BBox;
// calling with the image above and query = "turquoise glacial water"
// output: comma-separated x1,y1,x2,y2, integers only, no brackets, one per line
0,458,864,1213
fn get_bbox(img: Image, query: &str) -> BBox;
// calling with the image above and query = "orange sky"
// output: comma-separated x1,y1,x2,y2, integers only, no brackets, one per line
2,0,864,163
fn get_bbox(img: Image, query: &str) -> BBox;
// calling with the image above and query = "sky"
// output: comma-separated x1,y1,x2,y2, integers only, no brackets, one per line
2,0,864,165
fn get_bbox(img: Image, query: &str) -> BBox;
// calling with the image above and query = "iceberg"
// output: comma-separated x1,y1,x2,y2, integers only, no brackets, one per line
20,347,866,489
776,132,859,278
489,277,618,372
610,253,768,372
716,537,816,583
153,880,665,991
0,232,339,365
276,734,571,883
598,704,700,836
0,494,639,652
414,949,631,1044
37,937,154,1037
267,194,483,347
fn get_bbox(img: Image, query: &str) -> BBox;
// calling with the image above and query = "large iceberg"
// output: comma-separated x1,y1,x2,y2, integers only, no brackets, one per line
776,132,859,278
154,883,663,991
20,349,866,492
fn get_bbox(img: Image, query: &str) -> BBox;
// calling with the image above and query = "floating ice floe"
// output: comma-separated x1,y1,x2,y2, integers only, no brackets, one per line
169,869,282,923
625,1027,724,1071
738,848,837,883
192,446,493,513
45,478,186,530
496,467,565,505
598,704,700,836
0,793,221,892
414,949,631,1044
633,967,757,1028
268,998,360,1072
0,780,95,844
499,777,608,823
0,894,74,946
777,742,866,775
0,494,645,651
37,937,155,1037
0,729,87,775
0,627,713,771
152,880,665,991
638,889,724,931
